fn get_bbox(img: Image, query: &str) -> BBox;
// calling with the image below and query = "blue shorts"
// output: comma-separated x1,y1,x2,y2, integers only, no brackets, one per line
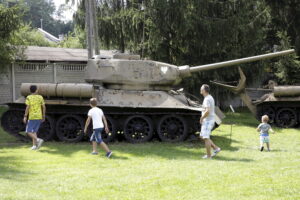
90,128,103,144
26,120,42,133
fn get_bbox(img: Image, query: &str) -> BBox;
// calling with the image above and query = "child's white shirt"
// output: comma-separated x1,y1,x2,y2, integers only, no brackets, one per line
88,107,104,129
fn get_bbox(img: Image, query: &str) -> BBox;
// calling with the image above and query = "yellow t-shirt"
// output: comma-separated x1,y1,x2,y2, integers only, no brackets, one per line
25,94,45,120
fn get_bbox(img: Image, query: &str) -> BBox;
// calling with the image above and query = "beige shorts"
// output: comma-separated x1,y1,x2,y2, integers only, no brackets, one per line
200,120,215,139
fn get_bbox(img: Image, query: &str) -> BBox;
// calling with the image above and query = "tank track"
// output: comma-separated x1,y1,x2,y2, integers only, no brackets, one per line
256,102,300,128
1,103,205,143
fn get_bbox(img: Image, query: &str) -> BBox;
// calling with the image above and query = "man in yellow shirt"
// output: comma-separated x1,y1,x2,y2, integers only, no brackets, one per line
23,85,46,150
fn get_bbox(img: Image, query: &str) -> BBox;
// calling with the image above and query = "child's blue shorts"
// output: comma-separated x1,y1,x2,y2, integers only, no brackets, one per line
26,120,42,133
90,128,103,144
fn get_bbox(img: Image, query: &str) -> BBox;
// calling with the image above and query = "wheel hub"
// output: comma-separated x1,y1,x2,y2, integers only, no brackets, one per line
134,123,143,132
168,124,178,132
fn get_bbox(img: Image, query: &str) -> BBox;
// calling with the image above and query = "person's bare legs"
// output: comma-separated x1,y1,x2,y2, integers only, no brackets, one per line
92,141,98,153
27,132,38,146
210,139,219,150
204,138,212,157
266,143,270,151
100,142,110,153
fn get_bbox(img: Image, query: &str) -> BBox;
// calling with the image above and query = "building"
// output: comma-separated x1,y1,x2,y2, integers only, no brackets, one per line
37,28,61,43
0,46,114,104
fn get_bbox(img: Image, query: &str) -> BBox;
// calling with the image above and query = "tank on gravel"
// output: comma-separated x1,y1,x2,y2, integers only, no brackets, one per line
0,49,295,142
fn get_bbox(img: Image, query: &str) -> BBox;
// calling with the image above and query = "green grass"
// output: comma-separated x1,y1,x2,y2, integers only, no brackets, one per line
0,107,300,200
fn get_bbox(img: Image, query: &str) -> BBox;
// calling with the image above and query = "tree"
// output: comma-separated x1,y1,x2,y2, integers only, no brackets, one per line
269,32,300,84
13,25,55,47
265,0,300,55
0,4,23,68
58,26,86,49
73,0,270,100
265,0,300,84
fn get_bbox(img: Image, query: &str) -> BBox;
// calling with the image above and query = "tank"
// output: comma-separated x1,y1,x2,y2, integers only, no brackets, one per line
211,64,300,128
0,49,295,143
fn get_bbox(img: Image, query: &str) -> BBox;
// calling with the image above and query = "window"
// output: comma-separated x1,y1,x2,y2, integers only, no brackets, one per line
61,64,86,71
16,63,47,72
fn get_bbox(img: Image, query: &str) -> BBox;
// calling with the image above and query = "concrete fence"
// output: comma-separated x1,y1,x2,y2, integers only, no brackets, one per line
0,62,87,104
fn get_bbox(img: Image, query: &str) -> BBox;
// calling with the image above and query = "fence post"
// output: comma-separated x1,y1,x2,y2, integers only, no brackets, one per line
53,63,57,83
11,63,16,102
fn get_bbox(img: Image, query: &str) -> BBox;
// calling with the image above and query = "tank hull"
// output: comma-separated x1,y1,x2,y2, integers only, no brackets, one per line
255,99,300,128
1,87,224,143
1,103,206,143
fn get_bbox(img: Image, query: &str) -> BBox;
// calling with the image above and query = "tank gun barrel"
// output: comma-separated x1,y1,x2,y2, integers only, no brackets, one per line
180,49,295,76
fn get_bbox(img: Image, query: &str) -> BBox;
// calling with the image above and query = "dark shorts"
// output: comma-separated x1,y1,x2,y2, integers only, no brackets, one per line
26,120,42,133
90,128,103,144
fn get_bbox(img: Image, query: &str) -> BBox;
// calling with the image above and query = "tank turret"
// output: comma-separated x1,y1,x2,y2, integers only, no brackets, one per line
85,49,295,90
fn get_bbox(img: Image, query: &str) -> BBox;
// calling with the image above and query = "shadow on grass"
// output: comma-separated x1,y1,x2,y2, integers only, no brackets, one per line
30,134,240,160
223,111,258,128
210,135,239,152
213,155,253,162
0,134,243,161
0,155,34,180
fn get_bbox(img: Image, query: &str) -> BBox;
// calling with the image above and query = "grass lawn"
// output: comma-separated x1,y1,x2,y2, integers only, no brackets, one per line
0,106,299,200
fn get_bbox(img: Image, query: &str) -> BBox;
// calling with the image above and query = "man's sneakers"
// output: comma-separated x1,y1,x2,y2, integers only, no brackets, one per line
31,145,37,150
212,148,221,157
106,151,113,158
91,152,99,155
37,138,44,149
202,155,212,159
202,148,221,159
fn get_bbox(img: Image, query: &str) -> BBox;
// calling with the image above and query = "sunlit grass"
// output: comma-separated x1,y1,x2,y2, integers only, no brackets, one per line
0,106,299,200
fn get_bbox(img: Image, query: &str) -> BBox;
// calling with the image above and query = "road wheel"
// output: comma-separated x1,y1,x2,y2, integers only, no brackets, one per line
56,115,84,142
102,116,117,143
262,106,276,123
37,115,55,141
1,109,27,141
157,115,188,142
123,115,154,143
275,108,297,128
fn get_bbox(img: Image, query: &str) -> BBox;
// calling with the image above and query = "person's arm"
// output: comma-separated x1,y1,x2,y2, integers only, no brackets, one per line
23,105,30,124
102,115,110,134
84,117,92,134
269,128,275,134
42,104,46,122
256,124,261,132
200,107,210,124
200,98,211,124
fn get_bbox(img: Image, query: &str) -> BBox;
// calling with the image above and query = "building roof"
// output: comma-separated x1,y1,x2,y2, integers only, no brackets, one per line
37,28,61,43
24,46,114,62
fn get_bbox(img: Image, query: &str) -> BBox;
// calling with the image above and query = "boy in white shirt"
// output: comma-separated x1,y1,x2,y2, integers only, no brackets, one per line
84,98,112,158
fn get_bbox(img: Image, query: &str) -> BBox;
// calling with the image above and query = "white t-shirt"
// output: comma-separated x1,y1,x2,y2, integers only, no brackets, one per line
202,94,215,122
88,107,104,129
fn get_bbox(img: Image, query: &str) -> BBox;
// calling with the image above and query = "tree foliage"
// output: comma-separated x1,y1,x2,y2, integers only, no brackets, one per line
265,0,300,84
58,26,86,49
1,0,74,37
0,4,23,67
13,25,55,47
74,0,272,101
270,32,300,84
265,0,300,55
21,0,74,37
